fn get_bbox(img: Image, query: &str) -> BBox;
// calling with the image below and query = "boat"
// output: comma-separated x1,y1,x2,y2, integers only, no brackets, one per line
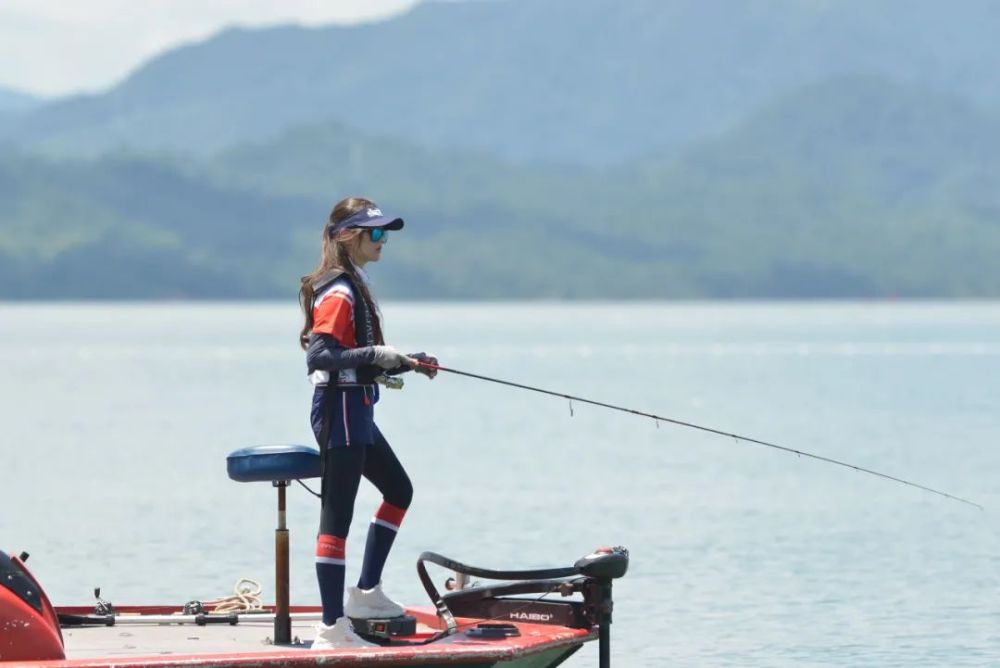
2,445,629,667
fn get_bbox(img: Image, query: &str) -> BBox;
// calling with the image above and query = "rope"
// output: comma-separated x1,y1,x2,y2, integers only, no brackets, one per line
204,578,265,614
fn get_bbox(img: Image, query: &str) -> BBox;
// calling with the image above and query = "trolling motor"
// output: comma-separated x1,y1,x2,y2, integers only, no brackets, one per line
417,546,629,668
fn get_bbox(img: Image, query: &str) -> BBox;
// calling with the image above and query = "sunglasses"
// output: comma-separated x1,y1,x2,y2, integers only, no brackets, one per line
368,228,389,243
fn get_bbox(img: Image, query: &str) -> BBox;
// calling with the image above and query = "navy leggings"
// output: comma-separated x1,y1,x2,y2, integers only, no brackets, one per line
319,424,413,538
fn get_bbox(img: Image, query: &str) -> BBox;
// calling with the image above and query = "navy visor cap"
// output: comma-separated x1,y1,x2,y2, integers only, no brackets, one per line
330,207,404,236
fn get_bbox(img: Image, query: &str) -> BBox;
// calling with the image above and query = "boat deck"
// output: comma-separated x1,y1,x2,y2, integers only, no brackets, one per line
36,606,592,667
63,615,319,657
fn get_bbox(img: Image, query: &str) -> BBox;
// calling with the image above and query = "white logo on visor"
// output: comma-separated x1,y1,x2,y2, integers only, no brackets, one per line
366,208,383,217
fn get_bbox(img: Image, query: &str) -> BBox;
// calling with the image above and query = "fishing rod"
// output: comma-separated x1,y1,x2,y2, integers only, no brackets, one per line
416,362,983,511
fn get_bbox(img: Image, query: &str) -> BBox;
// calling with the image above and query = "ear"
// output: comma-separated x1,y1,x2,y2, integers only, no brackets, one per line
344,232,365,263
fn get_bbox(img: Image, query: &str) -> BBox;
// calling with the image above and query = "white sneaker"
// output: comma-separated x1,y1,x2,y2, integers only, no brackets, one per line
344,582,405,619
311,617,377,650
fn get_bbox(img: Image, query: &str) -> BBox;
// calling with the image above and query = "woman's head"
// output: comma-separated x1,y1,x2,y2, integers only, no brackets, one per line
299,196,402,348
324,196,376,273
325,197,404,268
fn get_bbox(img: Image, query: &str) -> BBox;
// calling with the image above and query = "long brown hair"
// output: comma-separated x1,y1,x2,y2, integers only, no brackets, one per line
299,196,384,349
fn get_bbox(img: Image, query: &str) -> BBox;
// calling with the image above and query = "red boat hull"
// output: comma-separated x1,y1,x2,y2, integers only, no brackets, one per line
0,553,64,662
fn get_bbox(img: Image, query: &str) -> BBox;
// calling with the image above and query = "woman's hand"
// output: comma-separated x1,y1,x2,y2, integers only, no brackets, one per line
409,352,439,379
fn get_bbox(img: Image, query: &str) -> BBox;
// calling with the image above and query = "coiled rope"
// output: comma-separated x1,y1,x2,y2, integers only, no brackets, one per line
205,578,264,614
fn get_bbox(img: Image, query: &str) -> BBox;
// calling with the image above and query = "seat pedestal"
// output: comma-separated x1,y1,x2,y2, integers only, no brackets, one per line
226,445,322,645
274,481,290,644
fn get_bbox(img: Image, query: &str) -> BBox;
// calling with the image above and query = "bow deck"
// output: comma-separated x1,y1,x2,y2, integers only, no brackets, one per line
44,605,591,668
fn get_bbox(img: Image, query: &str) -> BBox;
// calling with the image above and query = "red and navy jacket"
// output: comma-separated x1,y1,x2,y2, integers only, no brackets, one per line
305,270,406,386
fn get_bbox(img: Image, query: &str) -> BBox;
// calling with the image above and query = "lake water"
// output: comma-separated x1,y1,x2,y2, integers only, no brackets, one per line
1,302,998,667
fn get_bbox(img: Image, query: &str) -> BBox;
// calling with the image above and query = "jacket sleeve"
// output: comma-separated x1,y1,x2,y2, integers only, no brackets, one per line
306,334,377,372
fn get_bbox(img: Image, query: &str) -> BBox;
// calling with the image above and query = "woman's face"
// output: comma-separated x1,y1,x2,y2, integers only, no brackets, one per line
350,228,387,266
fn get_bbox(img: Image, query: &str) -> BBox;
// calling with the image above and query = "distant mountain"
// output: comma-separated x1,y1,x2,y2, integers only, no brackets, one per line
627,76,1000,296
2,76,999,299
201,75,1000,297
4,0,1000,164
0,86,43,114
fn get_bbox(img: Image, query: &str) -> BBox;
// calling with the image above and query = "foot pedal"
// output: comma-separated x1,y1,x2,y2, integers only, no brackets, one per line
350,615,416,639
466,623,520,639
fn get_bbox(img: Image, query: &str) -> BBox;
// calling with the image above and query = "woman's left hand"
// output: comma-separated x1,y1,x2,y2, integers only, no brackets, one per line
409,352,439,379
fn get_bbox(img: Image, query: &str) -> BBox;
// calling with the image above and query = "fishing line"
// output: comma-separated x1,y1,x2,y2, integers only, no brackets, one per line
417,362,983,511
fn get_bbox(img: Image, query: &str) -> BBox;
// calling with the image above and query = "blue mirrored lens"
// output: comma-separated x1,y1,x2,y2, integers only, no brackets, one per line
369,228,386,243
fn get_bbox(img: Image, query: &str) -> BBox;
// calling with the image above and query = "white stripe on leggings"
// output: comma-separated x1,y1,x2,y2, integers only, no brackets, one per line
342,392,350,446
315,556,345,566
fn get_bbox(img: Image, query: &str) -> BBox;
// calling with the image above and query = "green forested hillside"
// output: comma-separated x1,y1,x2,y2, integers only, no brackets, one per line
625,76,1000,297
2,77,998,299
3,0,1000,164
0,151,316,297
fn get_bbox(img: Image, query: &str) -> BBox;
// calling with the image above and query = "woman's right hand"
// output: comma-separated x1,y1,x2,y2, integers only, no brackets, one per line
409,352,439,378
371,345,416,369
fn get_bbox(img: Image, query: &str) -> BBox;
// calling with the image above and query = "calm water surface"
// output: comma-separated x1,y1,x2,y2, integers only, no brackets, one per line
1,302,998,667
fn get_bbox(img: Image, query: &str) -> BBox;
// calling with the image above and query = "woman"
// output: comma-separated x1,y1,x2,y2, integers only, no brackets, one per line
299,196,437,649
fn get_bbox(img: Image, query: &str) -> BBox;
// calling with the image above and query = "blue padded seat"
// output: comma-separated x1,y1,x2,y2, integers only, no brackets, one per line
227,444,321,483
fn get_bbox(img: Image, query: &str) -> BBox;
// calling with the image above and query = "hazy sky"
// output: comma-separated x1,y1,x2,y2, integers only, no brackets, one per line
0,0,419,97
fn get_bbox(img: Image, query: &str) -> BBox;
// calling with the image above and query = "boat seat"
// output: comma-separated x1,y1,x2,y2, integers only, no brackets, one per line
226,444,321,483
225,444,321,646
